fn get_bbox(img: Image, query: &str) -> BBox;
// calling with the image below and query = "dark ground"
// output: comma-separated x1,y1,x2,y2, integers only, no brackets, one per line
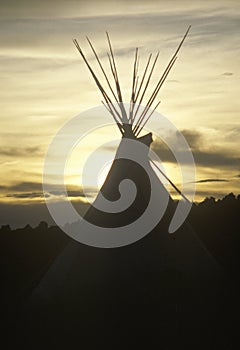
0,193,240,348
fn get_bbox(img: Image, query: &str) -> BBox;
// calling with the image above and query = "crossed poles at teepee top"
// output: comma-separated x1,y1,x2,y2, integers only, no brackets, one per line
73,26,191,137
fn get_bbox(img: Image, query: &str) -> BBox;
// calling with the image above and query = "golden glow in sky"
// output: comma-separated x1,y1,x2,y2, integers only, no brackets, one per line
0,0,240,210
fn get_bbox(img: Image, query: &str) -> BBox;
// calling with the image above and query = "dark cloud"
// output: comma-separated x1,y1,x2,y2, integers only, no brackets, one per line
67,190,88,198
195,179,229,184
151,129,203,161
0,146,42,158
49,189,95,198
151,139,175,163
222,72,233,76
6,190,91,199
6,192,46,199
0,183,37,196
192,149,240,168
152,129,240,169
0,181,96,200
1,181,42,192
157,146,240,169
180,129,202,150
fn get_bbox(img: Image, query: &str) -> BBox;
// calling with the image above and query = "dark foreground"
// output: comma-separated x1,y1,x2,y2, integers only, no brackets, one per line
0,194,240,348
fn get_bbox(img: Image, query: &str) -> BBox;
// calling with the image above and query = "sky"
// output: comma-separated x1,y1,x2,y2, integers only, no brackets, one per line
0,0,240,226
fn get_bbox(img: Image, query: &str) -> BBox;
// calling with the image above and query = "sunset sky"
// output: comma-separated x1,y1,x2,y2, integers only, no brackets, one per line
0,0,239,226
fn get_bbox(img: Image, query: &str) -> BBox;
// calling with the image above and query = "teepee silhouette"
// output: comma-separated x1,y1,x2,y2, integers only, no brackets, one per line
71,27,191,233
22,29,230,345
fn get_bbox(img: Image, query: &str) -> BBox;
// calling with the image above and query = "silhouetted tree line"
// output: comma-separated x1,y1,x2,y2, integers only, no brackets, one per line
189,193,240,276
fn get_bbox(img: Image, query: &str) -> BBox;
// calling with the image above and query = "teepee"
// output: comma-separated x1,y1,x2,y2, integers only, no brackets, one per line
72,27,191,231
22,29,227,344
